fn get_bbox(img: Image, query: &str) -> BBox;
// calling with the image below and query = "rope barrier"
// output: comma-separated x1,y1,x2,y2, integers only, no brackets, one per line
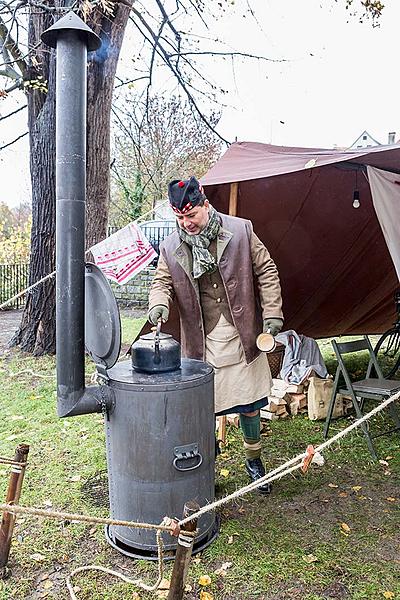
179,390,400,526
0,503,179,534
0,457,28,467
0,200,170,311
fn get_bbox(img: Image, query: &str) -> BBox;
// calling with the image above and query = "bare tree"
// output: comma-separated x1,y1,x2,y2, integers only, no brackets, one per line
110,93,222,226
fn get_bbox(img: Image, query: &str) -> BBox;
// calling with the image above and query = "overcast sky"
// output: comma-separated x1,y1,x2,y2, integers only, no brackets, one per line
1,0,400,207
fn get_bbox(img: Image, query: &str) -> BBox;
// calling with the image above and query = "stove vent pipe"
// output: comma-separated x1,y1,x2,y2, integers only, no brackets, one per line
41,13,113,418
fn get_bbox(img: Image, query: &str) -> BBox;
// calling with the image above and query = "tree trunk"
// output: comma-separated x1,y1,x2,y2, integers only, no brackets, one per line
11,3,132,355
10,10,56,355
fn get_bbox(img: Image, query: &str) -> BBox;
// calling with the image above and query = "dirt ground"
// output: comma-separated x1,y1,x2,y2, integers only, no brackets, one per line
0,309,22,353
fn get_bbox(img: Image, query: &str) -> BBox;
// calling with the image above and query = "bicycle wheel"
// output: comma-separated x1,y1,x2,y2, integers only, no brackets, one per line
374,328,400,379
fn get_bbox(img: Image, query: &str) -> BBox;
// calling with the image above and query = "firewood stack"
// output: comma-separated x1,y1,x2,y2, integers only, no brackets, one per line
260,378,308,420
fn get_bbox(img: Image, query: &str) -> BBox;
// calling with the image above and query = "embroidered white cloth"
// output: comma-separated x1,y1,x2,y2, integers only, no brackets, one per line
90,222,157,284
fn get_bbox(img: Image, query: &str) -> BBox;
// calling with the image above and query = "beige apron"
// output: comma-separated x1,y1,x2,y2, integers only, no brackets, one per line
205,314,272,414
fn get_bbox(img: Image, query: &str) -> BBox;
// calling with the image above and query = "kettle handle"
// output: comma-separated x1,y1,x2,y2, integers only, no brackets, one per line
154,320,162,364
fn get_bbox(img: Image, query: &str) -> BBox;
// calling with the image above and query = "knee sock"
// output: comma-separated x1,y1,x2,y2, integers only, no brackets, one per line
239,413,261,460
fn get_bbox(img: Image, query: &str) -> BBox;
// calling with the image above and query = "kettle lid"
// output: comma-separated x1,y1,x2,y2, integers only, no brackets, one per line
140,331,173,341
84,262,121,369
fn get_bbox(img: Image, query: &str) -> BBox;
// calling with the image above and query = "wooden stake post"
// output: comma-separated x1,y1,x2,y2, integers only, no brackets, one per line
0,444,29,578
167,501,199,600
216,181,239,446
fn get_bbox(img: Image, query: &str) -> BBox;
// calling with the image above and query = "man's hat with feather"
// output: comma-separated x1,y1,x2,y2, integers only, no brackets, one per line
168,176,206,215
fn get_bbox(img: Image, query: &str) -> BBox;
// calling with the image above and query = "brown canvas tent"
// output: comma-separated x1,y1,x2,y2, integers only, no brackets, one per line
201,142,400,338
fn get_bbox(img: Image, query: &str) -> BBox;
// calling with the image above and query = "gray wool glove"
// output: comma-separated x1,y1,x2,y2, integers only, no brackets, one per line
263,318,283,336
148,305,169,325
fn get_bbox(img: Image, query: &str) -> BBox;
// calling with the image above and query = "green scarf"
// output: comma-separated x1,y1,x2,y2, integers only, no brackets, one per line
177,205,220,279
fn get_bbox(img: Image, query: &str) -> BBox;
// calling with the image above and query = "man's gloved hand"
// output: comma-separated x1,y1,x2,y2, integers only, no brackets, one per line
263,318,283,336
148,305,169,325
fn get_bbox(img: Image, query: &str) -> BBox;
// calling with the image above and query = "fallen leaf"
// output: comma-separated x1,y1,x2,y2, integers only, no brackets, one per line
42,580,53,590
338,492,348,498
184,584,193,592
69,475,81,482
227,532,239,545
220,469,230,478
340,522,351,533
30,553,46,562
383,592,395,599
131,593,140,599
43,500,53,508
328,483,338,488
385,456,393,461
352,485,362,492
192,557,201,564
379,459,389,467
198,574,212,586
158,578,170,590
200,592,214,600
214,561,233,576
10,415,24,421
302,554,318,564
386,497,396,502
73,587,81,594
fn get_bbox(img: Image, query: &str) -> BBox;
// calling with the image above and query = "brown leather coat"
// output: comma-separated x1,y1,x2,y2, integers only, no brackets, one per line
149,213,283,364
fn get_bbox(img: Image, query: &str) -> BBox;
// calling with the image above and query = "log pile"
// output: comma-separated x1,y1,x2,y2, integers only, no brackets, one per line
260,379,308,421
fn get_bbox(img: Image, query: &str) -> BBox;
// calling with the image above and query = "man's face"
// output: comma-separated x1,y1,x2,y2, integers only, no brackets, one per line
176,200,210,235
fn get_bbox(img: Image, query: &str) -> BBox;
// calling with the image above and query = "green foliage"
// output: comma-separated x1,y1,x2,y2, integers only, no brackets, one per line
0,202,31,263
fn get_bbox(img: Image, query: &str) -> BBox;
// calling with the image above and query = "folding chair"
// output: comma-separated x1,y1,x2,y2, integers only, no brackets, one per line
323,336,400,460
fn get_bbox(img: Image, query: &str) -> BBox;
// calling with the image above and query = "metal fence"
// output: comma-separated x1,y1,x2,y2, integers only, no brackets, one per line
0,263,29,309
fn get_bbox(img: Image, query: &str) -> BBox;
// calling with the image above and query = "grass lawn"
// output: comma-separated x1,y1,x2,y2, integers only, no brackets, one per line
0,316,399,600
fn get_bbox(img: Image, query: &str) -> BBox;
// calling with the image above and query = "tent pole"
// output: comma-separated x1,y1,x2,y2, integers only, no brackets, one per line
228,182,239,216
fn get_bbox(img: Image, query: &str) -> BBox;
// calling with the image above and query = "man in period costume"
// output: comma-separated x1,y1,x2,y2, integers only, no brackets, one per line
148,176,283,494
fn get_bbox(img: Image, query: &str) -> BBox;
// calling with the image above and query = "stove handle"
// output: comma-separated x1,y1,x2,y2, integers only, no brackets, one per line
173,443,203,471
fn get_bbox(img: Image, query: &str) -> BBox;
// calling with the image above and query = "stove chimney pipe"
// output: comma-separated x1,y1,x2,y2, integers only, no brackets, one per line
41,13,113,417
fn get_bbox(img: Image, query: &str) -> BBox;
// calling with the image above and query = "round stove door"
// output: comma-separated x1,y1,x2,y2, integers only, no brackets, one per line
85,262,121,369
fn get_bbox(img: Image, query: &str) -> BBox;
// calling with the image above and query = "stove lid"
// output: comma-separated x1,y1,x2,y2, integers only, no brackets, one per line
85,263,121,370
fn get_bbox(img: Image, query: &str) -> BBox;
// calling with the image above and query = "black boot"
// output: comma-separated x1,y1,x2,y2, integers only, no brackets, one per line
245,458,272,495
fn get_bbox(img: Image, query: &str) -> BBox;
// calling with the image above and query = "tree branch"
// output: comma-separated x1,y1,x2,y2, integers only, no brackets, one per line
0,14,27,77
0,102,26,121
130,6,229,144
0,129,28,151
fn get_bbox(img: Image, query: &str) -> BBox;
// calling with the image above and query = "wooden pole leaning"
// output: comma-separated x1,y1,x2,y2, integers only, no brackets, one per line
167,501,199,600
0,444,29,578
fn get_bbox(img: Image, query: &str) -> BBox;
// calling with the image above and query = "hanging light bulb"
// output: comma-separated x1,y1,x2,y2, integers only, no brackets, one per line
352,170,360,208
352,190,360,209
